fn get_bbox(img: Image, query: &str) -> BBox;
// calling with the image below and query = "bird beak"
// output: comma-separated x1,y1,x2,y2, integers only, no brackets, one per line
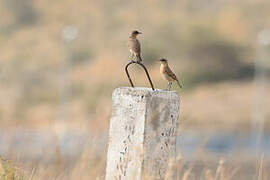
138,32,142,34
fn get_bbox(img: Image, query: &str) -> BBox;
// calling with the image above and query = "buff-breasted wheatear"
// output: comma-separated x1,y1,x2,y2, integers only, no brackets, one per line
159,58,183,90
128,30,142,62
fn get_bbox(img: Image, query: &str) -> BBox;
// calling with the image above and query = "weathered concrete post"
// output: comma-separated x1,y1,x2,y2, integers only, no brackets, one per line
106,87,180,180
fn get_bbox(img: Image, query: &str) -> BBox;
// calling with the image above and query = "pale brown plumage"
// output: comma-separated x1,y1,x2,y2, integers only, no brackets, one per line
128,30,142,62
159,58,183,90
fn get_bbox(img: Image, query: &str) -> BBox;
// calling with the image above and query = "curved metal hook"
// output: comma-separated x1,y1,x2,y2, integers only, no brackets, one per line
125,61,155,90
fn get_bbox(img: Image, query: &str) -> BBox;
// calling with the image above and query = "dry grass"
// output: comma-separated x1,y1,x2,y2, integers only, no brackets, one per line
0,157,25,180
1,151,268,180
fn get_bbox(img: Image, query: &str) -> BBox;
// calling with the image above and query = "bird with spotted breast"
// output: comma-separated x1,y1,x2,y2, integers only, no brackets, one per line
159,58,183,90
128,30,142,62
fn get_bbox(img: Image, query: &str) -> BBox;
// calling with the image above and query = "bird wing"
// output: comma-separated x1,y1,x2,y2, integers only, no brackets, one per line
165,67,178,81
128,38,141,54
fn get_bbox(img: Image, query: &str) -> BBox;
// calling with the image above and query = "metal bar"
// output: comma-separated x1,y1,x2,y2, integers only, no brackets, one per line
137,62,155,90
125,61,155,90
125,61,135,88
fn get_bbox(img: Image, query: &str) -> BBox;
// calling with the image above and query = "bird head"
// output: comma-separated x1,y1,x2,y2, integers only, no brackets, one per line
159,58,168,65
131,30,142,37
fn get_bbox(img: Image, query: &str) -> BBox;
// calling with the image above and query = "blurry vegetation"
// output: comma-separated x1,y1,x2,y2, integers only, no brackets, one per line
5,0,38,25
0,157,25,180
70,49,92,65
1,0,38,34
183,27,255,88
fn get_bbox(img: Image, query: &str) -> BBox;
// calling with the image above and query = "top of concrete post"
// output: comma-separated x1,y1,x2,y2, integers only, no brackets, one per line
113,87,179,100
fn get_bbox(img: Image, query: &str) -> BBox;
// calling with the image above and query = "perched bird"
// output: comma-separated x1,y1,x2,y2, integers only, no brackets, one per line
159,58,183,90
128,30,142,62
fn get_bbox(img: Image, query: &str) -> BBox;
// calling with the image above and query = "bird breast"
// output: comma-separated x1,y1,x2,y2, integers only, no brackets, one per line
160,64,165,74
160,64,174,81
128,38,140,54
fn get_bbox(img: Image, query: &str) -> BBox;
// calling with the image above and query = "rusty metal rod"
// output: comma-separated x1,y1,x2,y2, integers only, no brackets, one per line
125,61,135,88
125,61,155,90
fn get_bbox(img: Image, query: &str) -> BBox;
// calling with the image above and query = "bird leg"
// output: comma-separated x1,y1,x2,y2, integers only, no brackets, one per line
167,82,172,91
131,53,136,62
169,82,173,91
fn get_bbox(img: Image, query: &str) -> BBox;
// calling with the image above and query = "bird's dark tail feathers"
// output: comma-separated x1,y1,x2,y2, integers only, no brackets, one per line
176,80,183,88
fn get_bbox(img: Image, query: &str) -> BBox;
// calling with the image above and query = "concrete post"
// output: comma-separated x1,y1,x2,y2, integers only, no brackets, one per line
106,87,180,180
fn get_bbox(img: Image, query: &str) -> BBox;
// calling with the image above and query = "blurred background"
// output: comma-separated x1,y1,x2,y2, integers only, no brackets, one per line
0,0,270,179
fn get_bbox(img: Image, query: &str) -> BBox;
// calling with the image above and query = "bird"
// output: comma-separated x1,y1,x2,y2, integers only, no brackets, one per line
128,30,142,62
159,58,183,90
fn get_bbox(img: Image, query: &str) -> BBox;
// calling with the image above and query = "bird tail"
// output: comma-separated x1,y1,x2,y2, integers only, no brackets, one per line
176,80,183,88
